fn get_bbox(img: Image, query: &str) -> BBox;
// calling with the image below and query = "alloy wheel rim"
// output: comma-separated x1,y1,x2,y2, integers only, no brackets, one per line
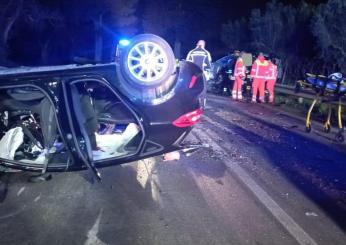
127,41,169,83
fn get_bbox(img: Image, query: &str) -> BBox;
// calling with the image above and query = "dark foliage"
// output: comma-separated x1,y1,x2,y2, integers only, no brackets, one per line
0,0,343,81
221,0,345,83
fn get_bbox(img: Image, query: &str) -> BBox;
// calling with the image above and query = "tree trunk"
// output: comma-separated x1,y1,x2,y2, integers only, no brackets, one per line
1,0,23,64
281,63,288,85
174,39,181,59
41,38,51,65
3,0,23,47
94,14,103,62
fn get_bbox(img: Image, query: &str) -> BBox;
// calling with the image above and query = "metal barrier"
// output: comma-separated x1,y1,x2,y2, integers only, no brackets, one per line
275,83,346,106
274,83,345,142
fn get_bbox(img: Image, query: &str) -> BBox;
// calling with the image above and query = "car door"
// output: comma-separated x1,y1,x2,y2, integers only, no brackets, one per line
63,76,146,179
0,80,73,173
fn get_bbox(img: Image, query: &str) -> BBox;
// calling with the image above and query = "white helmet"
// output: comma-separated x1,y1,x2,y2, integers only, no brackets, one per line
197,40,206,48
329,72,343,81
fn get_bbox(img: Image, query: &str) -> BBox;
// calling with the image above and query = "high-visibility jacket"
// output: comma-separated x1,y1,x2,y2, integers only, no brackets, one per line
250,59,269,79
186,47,212,70
267,62,278,80
234,57,245,78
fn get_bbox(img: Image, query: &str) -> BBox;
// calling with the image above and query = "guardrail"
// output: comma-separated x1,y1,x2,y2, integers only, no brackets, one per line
274,83,346,106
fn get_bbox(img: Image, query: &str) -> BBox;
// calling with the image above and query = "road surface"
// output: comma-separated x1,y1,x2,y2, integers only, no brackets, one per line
0,94,345,245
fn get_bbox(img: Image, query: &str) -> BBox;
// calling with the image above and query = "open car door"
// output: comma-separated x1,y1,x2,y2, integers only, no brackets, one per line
64,78,145,180
68,84,102,180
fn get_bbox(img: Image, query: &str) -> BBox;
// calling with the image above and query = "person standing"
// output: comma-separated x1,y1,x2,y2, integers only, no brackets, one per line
266,59,278,103
186,40,212,108
250,53,269,103
232,52,246,100
186,40,212,77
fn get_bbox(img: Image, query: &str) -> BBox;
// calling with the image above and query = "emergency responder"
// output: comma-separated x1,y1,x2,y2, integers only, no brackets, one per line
186,40,212,77
250,53,269,103
186,40,212,108
266,58,278,103
232,51,246,100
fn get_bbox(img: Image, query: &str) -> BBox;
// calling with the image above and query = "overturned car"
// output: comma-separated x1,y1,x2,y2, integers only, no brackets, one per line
0,34,205,180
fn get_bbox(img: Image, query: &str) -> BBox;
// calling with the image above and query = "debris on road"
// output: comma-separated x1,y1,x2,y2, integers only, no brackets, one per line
305,212,318,217
163,151,181,161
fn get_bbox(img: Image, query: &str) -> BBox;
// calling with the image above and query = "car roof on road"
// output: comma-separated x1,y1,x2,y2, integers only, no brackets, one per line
0,63,115,78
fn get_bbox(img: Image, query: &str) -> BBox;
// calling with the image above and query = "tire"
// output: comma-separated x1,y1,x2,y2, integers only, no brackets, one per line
216,73,224,84
119,34,175,88
295,81,301,93
323,124,331,133
335,132,345,143
305,124,312,133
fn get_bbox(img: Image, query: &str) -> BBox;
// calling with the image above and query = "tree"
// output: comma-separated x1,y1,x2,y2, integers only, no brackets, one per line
0,0,24,64
24,1,64,64
142,0,221,58
221,18,249,52
249,0,297,56
109,0,138,36
311,0,346,74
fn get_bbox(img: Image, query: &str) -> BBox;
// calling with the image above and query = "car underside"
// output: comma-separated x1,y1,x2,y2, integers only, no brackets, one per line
0,34,205,179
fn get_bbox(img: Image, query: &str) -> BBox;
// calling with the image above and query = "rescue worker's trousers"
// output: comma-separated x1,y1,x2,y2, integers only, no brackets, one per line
266,79,277,103
232,76,243,99
252,78,265,102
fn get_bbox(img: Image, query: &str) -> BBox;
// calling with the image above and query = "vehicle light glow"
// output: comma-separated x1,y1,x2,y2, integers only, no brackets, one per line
119,39,131,46
172,108,203,128
189,75,198,88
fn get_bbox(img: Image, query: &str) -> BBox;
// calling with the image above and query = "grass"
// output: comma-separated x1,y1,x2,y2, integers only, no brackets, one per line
274,93,346,127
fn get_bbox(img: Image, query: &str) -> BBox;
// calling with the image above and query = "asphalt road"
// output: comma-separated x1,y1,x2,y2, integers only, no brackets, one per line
0,94,346,245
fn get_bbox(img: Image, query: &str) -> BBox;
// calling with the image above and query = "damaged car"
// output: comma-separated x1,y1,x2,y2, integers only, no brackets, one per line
0,34,205,180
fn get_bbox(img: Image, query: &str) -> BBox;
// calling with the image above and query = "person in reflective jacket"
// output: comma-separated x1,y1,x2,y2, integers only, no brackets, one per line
186,40,212,76
250,53,269,103
186,40,212,108
266,59,278,103
232,52,246,100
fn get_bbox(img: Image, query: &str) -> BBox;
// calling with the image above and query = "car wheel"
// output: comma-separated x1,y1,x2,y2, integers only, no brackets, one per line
323,124,331,133
119,34,175,88
117,34,176,104
305,123,312,133
216,73,223,84
295,81,302,93
335,132,345,143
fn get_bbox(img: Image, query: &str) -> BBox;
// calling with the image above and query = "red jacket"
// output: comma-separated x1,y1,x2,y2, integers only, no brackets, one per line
267,61,278,80
250,58,269,79
234,57,245,78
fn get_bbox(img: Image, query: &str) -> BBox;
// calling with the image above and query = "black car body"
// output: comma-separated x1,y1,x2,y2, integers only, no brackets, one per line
0,34,204,179
207,54,236,95
208,52,281,99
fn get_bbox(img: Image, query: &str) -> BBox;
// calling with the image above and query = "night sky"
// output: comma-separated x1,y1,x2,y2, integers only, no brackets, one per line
213,0,325,21
1,0,330,66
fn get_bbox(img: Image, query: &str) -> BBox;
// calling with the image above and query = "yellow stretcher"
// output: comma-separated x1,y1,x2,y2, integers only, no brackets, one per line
295,73,346,142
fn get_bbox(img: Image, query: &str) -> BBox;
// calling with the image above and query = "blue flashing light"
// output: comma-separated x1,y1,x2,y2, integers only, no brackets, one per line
119,39,130,46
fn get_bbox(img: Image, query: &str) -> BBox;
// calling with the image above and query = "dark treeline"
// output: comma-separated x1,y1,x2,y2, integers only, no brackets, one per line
0,0,345,84
0,0,138,66
0,0,222,66
222,0,346,83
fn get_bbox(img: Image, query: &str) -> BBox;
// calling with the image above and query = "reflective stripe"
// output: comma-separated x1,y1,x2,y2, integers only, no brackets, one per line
251,59,269,78
255,60,269,66
235,58,245,77
267,64,278,80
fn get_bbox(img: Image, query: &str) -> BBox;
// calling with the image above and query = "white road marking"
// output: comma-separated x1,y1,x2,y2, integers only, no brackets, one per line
193,127,319,245
17,186,25,196
84,209,107,245
0,205,26,220
34,195,41,202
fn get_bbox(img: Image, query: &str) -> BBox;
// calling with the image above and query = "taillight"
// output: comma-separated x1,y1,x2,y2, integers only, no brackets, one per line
172,108,202,128
189,75,198,89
